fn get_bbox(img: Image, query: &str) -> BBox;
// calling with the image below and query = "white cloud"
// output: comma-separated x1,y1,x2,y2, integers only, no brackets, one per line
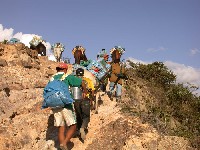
14,33,40,47
127,57,150,65
164,61,200,96
0,24,14,41
147,46,167,52
127,57,200,96
126,57,150,68
0,24,54,61
190,48,200,56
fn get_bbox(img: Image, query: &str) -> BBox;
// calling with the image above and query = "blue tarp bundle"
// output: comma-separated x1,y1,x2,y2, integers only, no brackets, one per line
42,80,74,109
29,36,43,46
8,38,20,44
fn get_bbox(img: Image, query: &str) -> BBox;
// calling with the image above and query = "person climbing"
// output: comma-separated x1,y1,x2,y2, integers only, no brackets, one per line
49,63,86,150
71,68,91,141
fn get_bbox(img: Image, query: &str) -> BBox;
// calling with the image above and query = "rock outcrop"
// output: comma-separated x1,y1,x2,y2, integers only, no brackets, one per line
0,43,58,150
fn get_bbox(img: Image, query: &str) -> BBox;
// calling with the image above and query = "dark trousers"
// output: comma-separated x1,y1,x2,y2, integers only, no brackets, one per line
100,83,107,92
73,99,90,130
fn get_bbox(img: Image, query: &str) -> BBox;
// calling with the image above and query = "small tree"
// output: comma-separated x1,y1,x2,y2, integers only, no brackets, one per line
128,61,176,88
3,40,8,44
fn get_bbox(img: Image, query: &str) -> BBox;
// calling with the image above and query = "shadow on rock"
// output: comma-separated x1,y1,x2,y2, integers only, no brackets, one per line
46,114,59,148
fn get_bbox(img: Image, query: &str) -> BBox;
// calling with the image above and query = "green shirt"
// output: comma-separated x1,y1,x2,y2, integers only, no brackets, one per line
64,75,82,87
52,72,82,88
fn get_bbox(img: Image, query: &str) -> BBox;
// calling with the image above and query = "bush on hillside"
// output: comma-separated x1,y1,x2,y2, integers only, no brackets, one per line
124,60,200,148
0,40,8,44
128,61,176,89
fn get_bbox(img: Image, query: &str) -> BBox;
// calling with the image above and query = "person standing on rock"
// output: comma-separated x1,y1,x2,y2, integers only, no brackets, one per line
71,68,91,141
50,63,87,150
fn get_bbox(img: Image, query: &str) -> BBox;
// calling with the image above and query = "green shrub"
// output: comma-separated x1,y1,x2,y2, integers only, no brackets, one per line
125,60,200,148
3,40,8,44
127,61,176,88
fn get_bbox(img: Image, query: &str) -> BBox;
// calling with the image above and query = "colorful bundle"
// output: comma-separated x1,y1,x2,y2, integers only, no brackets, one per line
97,49,108,58
8,38,20,44
110,46,125,55
72,45,85,55
86,59,111,80
29,36,44,46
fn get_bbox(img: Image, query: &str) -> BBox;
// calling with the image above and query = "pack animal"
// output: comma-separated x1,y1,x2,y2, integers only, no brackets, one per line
30,42,46,56
108,47,127,101
73,46,88,64
52,43,65,62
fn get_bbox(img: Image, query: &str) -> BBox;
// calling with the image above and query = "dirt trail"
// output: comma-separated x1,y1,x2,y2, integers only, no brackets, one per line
70,92,122,150
67,91,193,150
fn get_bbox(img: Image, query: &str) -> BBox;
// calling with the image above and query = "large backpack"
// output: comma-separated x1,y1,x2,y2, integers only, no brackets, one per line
42,79,74,109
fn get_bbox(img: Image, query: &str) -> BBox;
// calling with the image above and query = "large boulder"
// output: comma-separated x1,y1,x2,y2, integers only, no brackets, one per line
0,43,40,68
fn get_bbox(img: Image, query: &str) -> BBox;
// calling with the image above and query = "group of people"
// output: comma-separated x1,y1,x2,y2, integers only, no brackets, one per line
47,47,127,150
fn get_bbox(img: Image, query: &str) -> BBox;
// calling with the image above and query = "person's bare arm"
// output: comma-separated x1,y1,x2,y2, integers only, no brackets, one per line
81,80,88,98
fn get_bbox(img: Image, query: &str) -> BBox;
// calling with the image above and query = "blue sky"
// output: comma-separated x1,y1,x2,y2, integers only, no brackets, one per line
0,0,200,95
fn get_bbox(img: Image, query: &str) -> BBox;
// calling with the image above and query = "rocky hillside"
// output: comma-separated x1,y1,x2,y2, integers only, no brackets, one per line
0,43,196,150
0,43,58,150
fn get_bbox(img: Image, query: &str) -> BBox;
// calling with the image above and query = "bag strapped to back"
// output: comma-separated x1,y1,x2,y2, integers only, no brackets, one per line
42,74,74,109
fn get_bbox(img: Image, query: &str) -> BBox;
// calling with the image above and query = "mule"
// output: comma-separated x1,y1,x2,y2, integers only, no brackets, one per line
30,42,46,56
72,46,107,113
72,46,88,64
52,43,64,62
89,50,122,113
111,49,121,63
108,48,126,101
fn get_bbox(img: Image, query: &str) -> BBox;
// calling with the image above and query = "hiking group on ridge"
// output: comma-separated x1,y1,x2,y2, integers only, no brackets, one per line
42,46,127,150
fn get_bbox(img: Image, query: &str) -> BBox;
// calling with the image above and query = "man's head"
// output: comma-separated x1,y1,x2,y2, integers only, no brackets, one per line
56,62,68,73
76,68,84,77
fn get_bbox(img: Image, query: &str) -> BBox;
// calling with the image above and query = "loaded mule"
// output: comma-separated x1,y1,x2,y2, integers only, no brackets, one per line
72,46,111,113
29,36,46,56
30,42,46,56
108,46,127,101
51,43,65,62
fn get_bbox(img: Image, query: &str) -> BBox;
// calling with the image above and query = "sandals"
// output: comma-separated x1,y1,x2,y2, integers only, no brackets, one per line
59,144,68,150
80,128,86,140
